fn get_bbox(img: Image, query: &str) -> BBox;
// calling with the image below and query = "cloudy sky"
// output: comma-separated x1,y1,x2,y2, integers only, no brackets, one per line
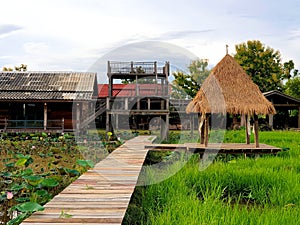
1,0,300,82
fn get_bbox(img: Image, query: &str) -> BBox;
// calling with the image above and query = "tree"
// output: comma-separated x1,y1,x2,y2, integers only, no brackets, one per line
171,59,210,99
2,64,27,72
284,75,300,99
234,40,296,92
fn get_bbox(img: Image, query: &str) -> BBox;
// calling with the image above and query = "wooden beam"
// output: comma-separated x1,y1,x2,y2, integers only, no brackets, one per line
273,104,300,107
254,114,259,147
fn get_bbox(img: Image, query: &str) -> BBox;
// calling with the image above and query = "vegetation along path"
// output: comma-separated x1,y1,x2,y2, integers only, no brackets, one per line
21,135,156,225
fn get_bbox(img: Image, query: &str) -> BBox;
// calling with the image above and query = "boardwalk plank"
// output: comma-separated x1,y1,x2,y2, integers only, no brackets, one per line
20,136,155,225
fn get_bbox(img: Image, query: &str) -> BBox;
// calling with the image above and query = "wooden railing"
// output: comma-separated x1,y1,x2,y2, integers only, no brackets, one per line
0,119,65,131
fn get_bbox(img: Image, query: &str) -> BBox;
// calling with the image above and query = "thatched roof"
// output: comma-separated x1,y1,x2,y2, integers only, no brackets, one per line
186,54,276,115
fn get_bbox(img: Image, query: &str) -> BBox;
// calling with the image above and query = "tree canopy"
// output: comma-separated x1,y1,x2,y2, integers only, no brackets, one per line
234,40,297,93
171,59,210,99
283,75,300,99
2,64,27,72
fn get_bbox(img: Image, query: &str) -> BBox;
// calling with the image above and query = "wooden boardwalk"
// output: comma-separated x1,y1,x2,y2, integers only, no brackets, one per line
21,135,156,225
145,143,281,155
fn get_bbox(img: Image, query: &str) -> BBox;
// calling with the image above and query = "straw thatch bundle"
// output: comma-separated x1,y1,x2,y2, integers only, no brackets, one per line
186,54,276,115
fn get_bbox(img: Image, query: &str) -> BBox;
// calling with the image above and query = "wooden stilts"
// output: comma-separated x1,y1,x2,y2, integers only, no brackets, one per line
199,114,205,144
245,114,250,144
254,114,259,147
204,114,209,147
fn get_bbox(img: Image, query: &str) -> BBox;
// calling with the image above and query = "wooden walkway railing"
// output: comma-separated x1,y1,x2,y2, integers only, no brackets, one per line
21,135,156,225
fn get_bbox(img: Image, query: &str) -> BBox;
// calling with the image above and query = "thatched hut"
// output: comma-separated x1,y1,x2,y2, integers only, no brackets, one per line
186,54,276,147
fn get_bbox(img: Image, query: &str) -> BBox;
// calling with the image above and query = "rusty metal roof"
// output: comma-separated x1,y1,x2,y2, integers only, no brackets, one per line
0,72,97,101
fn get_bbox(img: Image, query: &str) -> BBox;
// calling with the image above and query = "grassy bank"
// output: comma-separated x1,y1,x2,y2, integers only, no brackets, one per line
123,130,300,225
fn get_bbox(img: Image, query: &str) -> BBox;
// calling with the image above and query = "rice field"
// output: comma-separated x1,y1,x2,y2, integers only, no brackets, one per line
123,130,300,225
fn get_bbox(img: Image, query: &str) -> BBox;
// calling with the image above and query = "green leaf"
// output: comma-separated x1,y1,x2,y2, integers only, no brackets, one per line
11,182,27,191
16,197,31,203
76,159,94,168
41,178,59,187
25,157,34,167
20,168,34,177
16,154,31,159
16,158,28,166
36,189,49,197
16,202,44,213
7,213,28,225
2,171,12,177
65,169,80,177
5,162,15,168
23,175,43,186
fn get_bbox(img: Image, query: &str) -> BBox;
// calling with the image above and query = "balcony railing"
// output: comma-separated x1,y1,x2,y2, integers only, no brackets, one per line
0,119,65,131
108,61,167,75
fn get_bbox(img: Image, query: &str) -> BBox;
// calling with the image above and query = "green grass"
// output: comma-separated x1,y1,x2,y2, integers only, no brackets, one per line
123,130,300,225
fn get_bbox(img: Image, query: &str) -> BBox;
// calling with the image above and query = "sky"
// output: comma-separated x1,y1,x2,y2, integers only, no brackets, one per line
1,0,300,83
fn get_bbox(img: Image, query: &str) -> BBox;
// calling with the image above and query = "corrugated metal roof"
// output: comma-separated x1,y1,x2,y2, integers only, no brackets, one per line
0,72,97,100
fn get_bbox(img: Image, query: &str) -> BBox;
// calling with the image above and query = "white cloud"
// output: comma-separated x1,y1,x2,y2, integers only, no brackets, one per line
0,0,300,73
23,42,49,55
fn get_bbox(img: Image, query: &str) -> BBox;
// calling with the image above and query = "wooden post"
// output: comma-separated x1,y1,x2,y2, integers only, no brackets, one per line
154,61,158,95
254,114,259,147
298,107,300,128
76,103,80,131
204,114,209,147
240,114,246,127
106,113,112,132
4,117,7,131
136,75,139,96
165,114,169,140
190,114,194,135
161,100,164,110
199,115,205,144
115,114,119,130
43,103,47,130
137,99,140,110
245,114,250,144
148,98,151,110
62,118,64,132
125,98,128,110
268,114,274,129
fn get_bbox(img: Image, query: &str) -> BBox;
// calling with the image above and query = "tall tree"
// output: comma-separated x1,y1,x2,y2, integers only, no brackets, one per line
172,59,210,99
234,40,295,92
283,75,300,99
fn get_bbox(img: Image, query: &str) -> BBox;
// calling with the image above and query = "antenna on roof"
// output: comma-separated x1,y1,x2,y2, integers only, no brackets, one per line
226,44,229,54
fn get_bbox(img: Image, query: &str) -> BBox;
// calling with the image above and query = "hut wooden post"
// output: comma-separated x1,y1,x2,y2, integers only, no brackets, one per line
254,114,259,147
245,114,250,144
199,114,205,144
204,114,209,147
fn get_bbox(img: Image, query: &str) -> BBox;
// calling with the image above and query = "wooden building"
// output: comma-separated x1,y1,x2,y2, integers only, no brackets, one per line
105,61,170,138
264,90,300,129
0,71,98,132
